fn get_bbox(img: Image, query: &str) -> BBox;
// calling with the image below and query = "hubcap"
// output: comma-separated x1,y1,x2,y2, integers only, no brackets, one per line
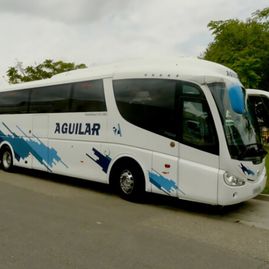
120,170,135,195
2,151,12,169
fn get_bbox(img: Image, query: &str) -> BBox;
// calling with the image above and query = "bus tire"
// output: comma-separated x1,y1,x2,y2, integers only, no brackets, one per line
111,159,145,202
0,146,13,172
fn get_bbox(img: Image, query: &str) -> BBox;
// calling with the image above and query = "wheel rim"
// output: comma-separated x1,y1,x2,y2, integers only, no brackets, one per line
2,151,12,169
119,170,135,195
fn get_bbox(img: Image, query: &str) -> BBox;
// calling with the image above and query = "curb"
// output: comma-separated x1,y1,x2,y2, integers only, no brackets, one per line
255,194,269,202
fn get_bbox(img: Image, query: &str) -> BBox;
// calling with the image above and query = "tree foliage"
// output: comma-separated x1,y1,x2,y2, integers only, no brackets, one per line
203,7,269,90
7,59,87,84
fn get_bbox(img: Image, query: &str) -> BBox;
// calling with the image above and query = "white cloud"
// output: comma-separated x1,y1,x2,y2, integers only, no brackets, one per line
0,0,132,24
0,0,268,86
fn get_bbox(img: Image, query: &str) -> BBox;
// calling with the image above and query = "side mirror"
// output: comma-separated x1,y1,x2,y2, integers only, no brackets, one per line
229,85,245,114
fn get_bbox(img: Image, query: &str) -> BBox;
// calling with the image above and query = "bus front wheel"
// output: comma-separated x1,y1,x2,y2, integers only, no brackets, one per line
112,160,145,201
0,147,13,172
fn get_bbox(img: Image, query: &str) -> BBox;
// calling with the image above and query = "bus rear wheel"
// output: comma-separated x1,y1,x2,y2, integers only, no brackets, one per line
112,160,145,202
1,147,13,172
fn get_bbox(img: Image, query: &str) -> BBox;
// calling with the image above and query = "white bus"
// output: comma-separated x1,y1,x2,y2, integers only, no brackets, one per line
0,58,267,205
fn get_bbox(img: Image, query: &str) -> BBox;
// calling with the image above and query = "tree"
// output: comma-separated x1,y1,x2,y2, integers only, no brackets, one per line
7,59,87,84
203,7,269,90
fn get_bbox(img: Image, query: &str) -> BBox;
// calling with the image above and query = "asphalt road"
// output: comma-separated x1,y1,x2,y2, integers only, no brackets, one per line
0,168,269,269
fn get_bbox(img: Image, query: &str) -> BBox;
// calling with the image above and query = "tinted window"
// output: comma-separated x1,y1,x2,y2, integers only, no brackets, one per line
182,83,201,96
181,83,218,154
29,84,71,113
248,95,269,144
70,80,106,112
113,79,177,139
0,89,30,114
248,95,269,127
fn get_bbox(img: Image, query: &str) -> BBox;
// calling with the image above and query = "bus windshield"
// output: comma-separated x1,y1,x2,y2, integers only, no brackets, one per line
208,82,266,163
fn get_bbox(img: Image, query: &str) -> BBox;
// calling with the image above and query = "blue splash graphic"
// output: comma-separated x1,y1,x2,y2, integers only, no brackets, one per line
149,170,184,195
0,123,67,171
86,147,111,173
240,163,255,176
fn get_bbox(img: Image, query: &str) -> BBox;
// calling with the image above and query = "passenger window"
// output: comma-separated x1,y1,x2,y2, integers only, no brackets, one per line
113,79,177,139
70,80,106,112
29,84,71,113
0,90,30,114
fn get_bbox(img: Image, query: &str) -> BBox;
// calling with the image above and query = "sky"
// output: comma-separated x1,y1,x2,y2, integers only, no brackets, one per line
0,0,268,86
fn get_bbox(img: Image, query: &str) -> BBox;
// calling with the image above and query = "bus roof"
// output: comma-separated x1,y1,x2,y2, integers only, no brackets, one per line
1,57,239,92
246,89,269,97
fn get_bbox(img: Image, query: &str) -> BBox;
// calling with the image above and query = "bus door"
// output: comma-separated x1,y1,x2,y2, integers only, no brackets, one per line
177,83,219,204
30,114,50,171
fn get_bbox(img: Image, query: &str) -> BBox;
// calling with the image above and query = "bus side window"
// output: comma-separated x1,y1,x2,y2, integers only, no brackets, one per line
113,79,177,139
29,84,71,113
0,90,30,114
70,80,106,112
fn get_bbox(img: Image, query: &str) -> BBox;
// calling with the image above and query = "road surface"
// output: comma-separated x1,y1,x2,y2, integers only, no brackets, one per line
0,168,269,269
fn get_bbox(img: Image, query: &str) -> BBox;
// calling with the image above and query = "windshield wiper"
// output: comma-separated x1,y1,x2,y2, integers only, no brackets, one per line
238,143,267,160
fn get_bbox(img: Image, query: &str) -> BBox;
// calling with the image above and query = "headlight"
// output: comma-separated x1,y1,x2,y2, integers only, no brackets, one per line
224,172,245,186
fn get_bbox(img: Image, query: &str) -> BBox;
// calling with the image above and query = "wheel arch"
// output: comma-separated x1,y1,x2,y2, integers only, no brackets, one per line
0,142,15,159
0,142,15,171
108,155,146,190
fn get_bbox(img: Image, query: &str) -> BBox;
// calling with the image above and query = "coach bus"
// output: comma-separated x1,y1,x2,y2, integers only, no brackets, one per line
0,58,267,205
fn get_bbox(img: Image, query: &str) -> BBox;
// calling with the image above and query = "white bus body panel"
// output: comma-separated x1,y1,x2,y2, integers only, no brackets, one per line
47,112,108,182
178,144,219,204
